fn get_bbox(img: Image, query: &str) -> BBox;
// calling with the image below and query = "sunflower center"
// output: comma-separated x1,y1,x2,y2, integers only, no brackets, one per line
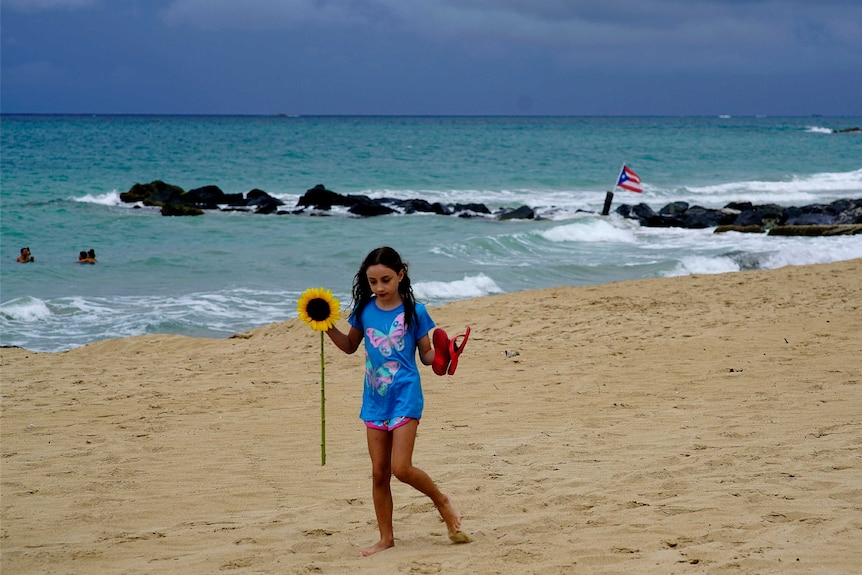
306,298,332,321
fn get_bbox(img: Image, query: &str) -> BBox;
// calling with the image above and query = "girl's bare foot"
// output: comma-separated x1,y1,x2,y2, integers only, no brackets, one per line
437,497,471,543
360,538,394,557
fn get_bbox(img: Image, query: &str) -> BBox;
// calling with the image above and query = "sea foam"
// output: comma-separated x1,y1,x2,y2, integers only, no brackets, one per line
413,274,503,303
726,169,860,193
72,190,123,206
0,297,53,322
540,218,637,244
760,238,862,269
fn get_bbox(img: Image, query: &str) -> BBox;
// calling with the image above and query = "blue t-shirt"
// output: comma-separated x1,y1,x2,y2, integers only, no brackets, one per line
349,300,435,422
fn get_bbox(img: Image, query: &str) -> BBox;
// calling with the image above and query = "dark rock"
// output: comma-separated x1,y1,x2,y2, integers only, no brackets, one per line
297,184,347,210
733,204,787,227
725,201,753,212
631,203,659,223
294,186,397,215
498,205,536,220
616,202,678,227
344,194,375,207
254,197,283,214
121,180,184,207
392,198,430,214
615,203,635,219
161,203,204,216
830,199,862,224
784,210,835,226
348,199,396,216
781,199,862,226
659,201,689,216
184,185,237,209
654,201,735,228
225,188,266,207
622,198,862,231
837,207,862,224
828,198,858,212
783,201,848,226
242,189,285,213
392,198,450,215
453,203,492,215
679,206,737,228
245,188,283,206
714,225,765,234
832,126,860,133
429,202,452,215
284,207,311,215
768,225,862,236
246,188,270,201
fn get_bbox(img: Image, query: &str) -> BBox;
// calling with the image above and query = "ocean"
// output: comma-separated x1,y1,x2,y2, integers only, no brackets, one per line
2,115,861,352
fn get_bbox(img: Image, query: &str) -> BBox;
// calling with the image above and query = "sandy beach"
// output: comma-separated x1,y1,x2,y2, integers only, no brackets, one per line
2,259,861,574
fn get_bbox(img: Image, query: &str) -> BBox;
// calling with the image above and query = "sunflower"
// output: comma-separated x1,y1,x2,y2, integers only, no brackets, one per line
297,287,341,466
297,287,341,332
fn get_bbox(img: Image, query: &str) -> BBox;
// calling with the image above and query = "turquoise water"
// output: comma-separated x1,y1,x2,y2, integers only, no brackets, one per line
2,115,861,351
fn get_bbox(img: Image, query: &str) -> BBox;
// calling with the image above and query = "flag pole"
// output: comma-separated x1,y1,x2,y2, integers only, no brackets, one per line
602,163,624,216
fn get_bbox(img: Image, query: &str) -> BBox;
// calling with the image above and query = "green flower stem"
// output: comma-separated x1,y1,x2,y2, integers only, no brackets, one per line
320,331,326,466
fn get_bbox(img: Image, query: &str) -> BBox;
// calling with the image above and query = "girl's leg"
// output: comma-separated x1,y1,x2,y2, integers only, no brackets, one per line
363,427,395,556
390,420,463,535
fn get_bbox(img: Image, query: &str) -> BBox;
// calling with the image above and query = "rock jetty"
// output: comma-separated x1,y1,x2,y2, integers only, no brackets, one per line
119,180,860,235
120,181,536,220
615,198,862,235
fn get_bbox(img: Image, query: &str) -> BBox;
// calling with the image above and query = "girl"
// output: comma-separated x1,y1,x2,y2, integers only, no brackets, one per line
325,246,469,556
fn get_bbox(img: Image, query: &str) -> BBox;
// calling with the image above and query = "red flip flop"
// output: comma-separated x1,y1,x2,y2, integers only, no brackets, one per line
432,328,451,376
447,327,470,375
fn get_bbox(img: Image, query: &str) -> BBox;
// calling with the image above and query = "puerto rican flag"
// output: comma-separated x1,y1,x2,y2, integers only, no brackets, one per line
616,164,643,193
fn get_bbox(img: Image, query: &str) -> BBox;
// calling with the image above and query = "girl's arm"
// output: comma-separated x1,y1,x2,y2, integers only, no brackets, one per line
326,325,363,354
417,333,434,366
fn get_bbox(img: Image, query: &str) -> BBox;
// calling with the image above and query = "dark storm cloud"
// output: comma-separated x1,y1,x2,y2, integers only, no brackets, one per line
1,0,860,114
156,0,862,71
2,0,96,9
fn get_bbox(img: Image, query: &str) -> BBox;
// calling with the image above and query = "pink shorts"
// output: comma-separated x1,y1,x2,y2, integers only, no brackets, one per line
364,416,417,431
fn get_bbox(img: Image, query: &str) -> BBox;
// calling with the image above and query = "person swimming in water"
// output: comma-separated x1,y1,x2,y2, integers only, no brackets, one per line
78,250,97,264
17,247,34,263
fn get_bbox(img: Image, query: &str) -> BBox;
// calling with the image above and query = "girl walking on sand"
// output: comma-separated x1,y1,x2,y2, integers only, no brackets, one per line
325,246,470,556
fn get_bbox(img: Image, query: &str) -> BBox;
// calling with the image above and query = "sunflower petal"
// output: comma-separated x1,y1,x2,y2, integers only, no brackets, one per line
298,287,341,332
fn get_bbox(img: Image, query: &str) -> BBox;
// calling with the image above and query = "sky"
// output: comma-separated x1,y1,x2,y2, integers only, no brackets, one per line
1,0,861,116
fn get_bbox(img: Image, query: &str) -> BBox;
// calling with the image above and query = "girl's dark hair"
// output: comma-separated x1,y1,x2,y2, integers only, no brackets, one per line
351,246,419,328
